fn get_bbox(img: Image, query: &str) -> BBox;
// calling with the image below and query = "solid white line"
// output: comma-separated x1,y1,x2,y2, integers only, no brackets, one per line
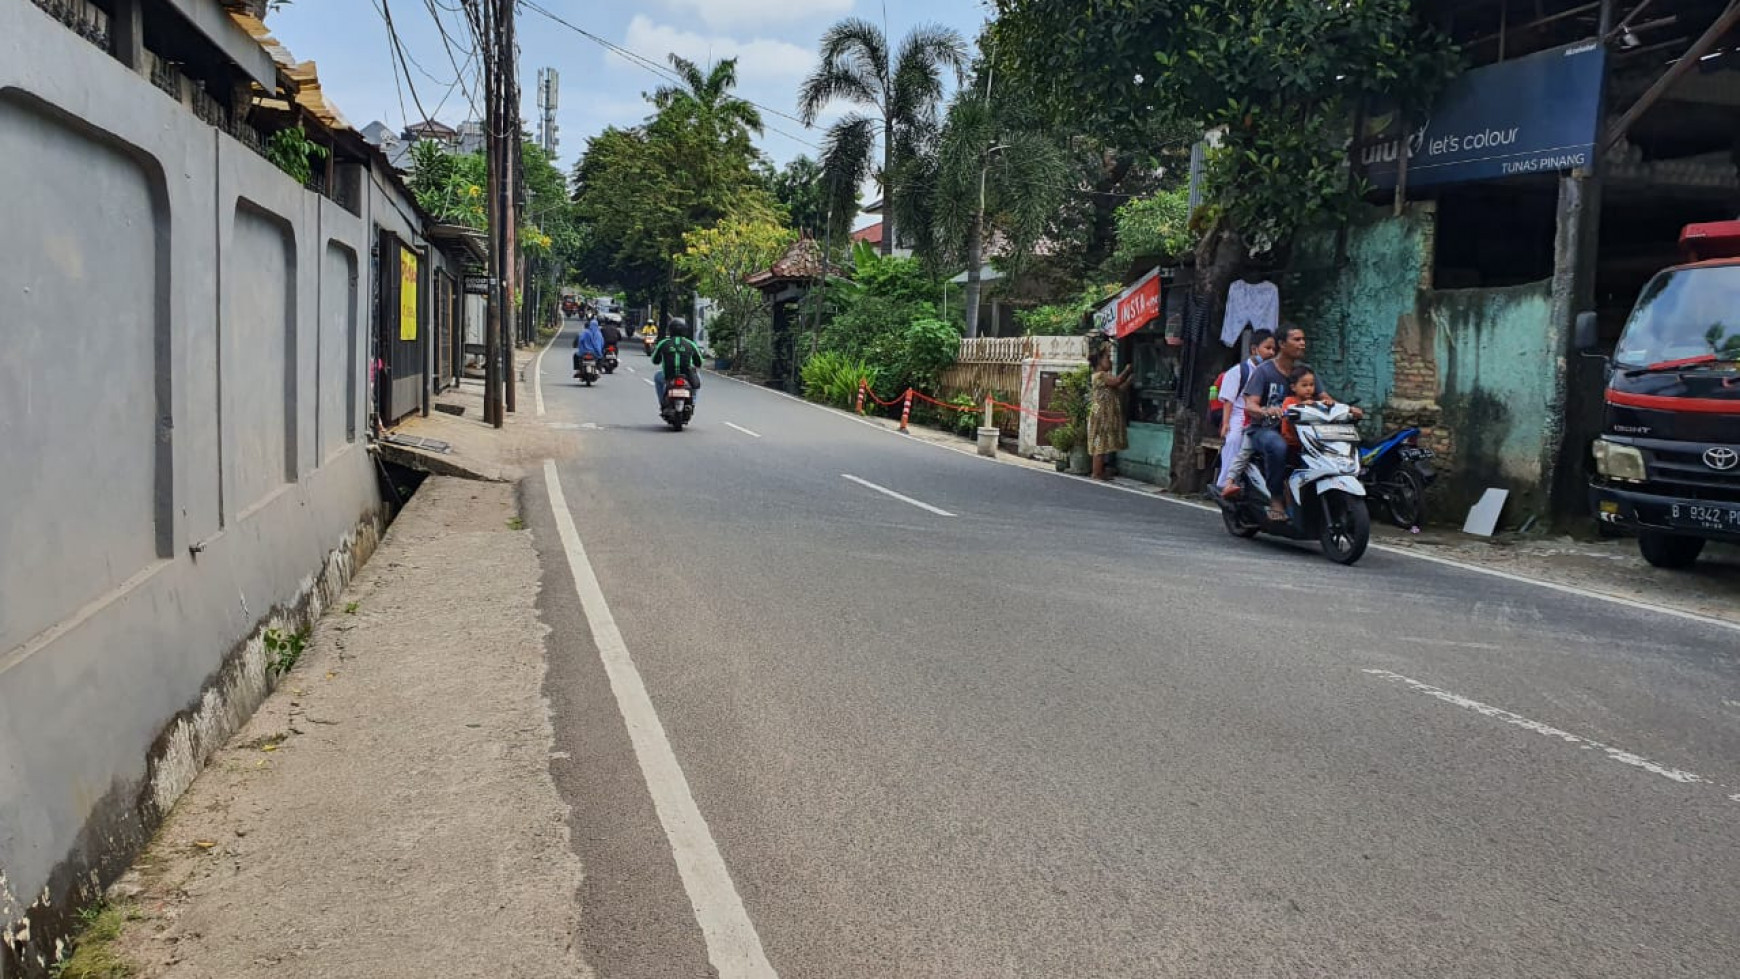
706,372,1740,636
840,474,954,516
1362,669,1713,787
533,323,564,417
723,422,762,439
543,461,777,978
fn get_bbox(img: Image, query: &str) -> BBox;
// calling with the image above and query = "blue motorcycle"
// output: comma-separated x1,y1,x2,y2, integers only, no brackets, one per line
1359,426,1436,528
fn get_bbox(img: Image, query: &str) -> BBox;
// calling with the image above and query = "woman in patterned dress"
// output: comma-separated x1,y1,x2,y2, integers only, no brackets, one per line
1087,346,1132,481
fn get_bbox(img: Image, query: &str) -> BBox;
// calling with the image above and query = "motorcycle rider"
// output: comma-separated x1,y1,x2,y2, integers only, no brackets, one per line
1215,328,1276,494
652,317,704,408
574,315,605,374
599,317,624,355
1240,324,1360,510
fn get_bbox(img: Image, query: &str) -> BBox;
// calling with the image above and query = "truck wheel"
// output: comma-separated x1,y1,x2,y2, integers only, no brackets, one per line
1637,531,1704,569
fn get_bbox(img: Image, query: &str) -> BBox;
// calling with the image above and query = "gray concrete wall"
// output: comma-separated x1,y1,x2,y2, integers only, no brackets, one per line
0,7,451,973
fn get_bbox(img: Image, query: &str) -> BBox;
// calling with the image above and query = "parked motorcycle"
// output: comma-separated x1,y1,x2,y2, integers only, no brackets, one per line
575,353,600,387
602,345,619,375
1217,401,1372,565
1359,426,1436,529
660,375,695,431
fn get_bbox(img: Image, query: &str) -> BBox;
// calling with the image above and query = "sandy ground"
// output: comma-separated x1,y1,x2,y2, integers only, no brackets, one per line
108,477,591,979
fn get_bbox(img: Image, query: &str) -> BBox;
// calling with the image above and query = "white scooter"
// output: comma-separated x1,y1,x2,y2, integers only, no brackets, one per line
1217,401,1371,565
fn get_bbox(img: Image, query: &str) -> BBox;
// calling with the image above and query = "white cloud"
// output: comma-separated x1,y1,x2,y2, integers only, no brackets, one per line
619,16,815,86
657,0,853,32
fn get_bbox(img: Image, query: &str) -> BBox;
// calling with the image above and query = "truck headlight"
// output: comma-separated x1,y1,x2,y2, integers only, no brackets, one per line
1593,438,1646,481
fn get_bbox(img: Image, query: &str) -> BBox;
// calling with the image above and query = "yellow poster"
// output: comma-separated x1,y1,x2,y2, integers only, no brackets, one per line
399,246,419,341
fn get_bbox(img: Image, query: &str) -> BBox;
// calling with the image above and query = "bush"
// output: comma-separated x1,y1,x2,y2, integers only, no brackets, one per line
802,351,877,408
882,317,963,395
946,394,981,436
1049,365,1093,430
1049,421,1083,452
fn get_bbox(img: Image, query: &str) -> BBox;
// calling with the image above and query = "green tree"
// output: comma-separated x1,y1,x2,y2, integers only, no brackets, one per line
798,18,968,255
1111,188,1194,267
992,0,1457,486
766,155,849,242
408,140,488,229
676,214,796,357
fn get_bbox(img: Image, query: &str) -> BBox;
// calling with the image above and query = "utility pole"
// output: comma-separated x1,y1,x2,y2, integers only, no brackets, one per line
480,0,503,427
501,0,519,413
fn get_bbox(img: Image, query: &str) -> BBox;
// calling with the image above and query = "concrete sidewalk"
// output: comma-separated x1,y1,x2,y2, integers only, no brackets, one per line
95,476,591,979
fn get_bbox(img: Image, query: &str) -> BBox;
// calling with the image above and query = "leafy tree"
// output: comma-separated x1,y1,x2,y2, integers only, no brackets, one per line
992,0,1457,487
766,155,849,242
798,18,968,255
408,140,487,228
1111,188,1193,267
676,214,796,357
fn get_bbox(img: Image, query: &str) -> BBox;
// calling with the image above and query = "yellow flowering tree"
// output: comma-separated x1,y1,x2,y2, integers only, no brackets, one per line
676,213,795,355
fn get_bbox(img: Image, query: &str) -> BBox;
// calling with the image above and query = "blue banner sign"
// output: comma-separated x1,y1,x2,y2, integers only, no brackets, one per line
1358,41,1606,189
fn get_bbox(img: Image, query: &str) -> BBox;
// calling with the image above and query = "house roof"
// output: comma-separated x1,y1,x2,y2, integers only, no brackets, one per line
745,238,831,289
850,221,884,245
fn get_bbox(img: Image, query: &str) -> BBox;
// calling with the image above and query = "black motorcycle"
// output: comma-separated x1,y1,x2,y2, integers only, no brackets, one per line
601,345,619,375
1358,425,1436,528
660,375,695,431
575,353,600,387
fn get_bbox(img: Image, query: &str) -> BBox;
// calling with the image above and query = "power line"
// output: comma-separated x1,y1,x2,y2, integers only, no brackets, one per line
517,0,823,151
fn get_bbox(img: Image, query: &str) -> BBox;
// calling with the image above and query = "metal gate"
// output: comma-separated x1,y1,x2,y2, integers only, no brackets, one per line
377,230,426,425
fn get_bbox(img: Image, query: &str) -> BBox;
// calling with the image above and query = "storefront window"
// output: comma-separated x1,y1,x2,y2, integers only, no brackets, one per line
1119,278,1188,424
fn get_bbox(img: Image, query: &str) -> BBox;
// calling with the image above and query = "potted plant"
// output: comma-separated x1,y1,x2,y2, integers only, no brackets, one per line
1049,365,1094,474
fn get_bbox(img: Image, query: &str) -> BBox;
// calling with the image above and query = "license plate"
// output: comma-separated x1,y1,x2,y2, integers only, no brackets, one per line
668,389,690,399
1668,501,1740,532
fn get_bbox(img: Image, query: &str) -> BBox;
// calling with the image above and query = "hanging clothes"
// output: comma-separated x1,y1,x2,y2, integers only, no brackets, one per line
1220,279,1280,346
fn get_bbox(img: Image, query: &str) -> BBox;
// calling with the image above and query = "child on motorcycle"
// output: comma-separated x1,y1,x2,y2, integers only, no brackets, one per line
1272,366,1327,521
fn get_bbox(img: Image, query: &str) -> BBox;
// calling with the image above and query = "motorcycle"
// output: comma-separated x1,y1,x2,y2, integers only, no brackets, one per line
1217,401,1372,565
1359,426,1436,529
642,333,656,356
602,345,619,375
660,375,695,431
575,353,600,387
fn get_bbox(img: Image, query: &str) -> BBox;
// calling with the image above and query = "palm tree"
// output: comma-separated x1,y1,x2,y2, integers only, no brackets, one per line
929,93,1068,337
798,18,967,256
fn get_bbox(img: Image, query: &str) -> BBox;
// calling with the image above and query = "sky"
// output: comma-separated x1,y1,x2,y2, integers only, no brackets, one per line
268,0,994,186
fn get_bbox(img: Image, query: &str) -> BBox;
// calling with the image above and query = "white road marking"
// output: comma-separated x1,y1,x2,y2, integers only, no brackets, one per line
840,474,954,517
707,371,1740,636
1363,669,1712,787
626,365,638,374
543,461,777,978
533,324,565,417
723,422,762,439
643,377,655,387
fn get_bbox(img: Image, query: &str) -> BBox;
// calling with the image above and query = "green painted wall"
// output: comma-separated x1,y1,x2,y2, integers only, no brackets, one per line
1120,422,1174,485
1289,208,1430,424
1427,282,1557,509
1289,205,1563,517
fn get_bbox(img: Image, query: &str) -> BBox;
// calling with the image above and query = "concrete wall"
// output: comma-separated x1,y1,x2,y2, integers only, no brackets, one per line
1120,422,1176,485
1290,205,1562,515
0,8,442,973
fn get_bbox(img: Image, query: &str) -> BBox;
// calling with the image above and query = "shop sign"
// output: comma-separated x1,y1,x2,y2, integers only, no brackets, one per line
1357,41,1606,189
1115,268,1162,338
1093,300,1118,336
399,245,419,341
463,273,492,296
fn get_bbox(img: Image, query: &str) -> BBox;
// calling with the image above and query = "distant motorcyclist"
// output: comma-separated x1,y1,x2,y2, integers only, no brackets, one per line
599,318,623,352
651,317,704,407
574,316,604,373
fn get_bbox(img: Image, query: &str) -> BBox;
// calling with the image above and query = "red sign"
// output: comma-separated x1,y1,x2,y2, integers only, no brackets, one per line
1114,269,1162,338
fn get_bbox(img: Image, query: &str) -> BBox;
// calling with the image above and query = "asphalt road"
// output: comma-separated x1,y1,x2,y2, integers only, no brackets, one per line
526,325,1740,978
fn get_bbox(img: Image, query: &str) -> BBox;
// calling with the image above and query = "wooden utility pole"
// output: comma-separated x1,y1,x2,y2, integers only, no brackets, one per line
480,0,503,427
502,0,519,413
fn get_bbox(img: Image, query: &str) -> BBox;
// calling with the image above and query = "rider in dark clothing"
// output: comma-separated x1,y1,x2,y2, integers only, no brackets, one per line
652,317,704,407
600,321,623,351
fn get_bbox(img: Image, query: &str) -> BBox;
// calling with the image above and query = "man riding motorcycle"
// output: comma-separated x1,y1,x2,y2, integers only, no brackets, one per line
651,317,704,408
1241,324,1361,507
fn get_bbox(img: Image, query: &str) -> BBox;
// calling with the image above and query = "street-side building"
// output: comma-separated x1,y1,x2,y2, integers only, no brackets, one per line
2,4,476,973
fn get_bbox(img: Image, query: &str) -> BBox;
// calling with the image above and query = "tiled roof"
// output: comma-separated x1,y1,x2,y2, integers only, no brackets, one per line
745,238,830,288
